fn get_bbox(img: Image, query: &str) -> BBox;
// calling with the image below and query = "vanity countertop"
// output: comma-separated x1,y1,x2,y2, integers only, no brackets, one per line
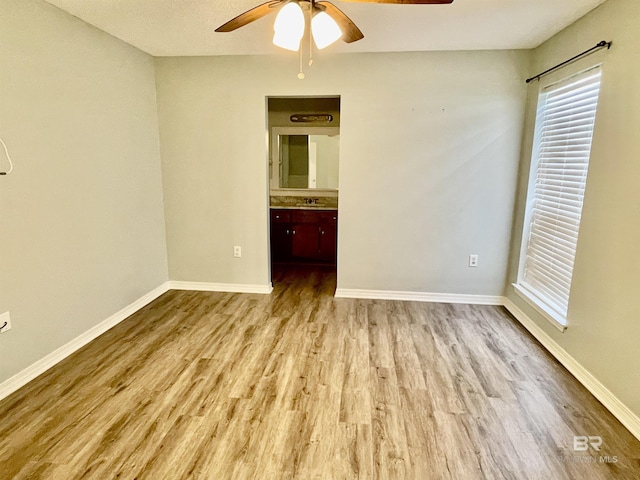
270,205,338,211
270,195,338,210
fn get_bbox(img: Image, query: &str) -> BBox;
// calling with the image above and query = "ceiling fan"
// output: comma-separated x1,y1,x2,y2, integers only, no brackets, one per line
215,0,454,52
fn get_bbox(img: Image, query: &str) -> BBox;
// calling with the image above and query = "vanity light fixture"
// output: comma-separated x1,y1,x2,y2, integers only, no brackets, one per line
290,114,333,123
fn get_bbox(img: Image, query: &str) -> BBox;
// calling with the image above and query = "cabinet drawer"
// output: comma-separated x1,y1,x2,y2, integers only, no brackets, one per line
291,210,318,223
271,210,291,223
318,211,338,224
291,210,337,224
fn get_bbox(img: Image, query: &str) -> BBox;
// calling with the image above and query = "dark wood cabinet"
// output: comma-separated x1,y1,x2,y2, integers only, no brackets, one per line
318,222,337,261
270,209,338,264
271,223,292,262
291,223,320,259
270,210,292,262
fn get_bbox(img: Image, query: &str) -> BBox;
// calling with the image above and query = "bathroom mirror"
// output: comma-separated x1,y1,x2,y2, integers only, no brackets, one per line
270,127,339,192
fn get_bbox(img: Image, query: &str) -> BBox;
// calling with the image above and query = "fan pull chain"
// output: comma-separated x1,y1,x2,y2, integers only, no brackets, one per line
308,15,314,67
298,46,305,79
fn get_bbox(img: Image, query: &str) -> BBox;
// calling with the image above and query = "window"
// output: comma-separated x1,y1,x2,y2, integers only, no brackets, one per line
516,67,602,328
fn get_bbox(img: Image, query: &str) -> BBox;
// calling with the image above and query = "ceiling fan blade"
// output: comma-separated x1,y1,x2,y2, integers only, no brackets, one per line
316,1,364,43
215,0,287,33
339,0,453,4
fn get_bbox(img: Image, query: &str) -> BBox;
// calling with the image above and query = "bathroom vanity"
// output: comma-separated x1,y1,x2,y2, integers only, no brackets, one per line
267,103,340,266
270,207,337,265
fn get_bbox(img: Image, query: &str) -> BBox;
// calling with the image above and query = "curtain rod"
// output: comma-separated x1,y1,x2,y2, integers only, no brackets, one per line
526,40,612,84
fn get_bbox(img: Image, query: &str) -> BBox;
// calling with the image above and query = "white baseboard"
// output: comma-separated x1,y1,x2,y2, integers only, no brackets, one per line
0,280,272,402
503,297,640,442
2,281,637,443
334,288,503,305
168,281,273,294
0,282,171,402
336,288,640,441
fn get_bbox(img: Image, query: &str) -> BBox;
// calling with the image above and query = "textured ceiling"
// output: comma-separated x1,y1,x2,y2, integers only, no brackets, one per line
43,0,608,57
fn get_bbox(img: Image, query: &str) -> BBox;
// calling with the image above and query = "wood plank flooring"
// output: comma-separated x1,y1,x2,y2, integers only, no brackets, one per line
1,265,639,479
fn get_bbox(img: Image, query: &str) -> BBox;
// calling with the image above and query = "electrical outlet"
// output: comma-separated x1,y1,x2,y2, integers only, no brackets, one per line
233,246,242,258
469,254,478,267
0,312,11,334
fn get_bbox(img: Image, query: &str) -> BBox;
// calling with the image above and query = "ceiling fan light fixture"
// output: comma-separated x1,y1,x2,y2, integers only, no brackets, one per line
311,11,342,49
272,2,306,51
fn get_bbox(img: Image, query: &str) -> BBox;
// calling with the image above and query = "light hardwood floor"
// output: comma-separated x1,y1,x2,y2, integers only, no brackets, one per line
1,266,639,479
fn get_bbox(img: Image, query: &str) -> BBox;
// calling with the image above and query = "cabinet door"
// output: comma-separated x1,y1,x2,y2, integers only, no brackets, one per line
318,222,337,263
291,224,320,259
270,223,291,262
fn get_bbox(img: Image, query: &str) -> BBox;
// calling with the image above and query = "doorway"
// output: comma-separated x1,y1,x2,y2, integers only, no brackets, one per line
266,96,340,288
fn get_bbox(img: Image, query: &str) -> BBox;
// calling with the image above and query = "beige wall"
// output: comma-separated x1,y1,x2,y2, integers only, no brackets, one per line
506,0,640,417
155,50,528,294
0,0,168,382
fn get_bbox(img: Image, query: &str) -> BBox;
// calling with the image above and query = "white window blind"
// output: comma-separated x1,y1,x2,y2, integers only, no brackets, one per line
520,68,602,322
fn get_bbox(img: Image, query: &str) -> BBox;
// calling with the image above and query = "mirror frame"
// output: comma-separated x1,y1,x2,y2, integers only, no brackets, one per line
270,126,340,196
